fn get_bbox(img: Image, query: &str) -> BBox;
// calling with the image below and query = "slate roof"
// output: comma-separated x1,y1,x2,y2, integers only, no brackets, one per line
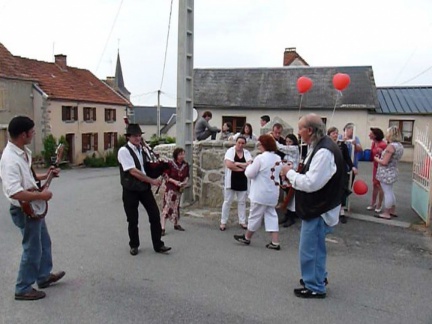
115,52,130,97
193,66,379,111
133,106,176,125
376,87,432,114
0,43,131,106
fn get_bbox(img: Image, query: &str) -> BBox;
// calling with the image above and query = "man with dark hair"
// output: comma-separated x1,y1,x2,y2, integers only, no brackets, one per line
270,123,286,159
281,114,344,299
117,123,171,256
194,111,221,141
260,115,270,127
0,116,65,301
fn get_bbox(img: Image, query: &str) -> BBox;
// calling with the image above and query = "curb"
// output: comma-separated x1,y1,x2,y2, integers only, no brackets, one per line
347,212,412,228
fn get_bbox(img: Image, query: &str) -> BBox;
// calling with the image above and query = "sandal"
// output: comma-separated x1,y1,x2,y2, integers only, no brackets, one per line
219,224,226,231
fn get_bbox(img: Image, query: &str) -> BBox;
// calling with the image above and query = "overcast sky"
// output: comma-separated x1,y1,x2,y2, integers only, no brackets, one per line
1,0,431,107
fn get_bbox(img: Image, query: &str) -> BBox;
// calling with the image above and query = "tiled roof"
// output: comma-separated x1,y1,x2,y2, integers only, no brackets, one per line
194,66,379,110
376,87,432,114
0,43,131,106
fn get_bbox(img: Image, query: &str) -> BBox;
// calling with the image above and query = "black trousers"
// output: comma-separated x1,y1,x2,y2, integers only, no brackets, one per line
122,189,164,251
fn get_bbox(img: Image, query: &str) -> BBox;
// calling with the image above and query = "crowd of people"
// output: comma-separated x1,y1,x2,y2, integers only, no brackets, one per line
0,113,404,301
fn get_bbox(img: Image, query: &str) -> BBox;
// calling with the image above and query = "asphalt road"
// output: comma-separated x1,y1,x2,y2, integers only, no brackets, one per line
1,167,432,324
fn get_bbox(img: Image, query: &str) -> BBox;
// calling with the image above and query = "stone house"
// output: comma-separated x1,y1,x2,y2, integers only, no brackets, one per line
0,43,132,164
192,48,432,162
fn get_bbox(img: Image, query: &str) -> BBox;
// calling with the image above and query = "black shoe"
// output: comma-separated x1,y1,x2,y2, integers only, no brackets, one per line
130,247,139,256
161,229,165,236
278,216,288,225
38,271,66,289
15,288,46,301
156,245,171,253
266,242,281,250
283,218,295,228
340,215,347,224
233,234,250,245
294,287,326,299
174,225,185,231
300,278,328,287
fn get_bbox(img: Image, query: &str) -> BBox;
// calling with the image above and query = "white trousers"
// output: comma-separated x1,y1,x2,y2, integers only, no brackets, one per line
248,202,279,232
380,182,396,209
220,189,248,225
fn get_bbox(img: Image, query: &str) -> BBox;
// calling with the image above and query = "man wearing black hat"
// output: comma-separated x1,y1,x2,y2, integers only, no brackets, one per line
117,124,171,255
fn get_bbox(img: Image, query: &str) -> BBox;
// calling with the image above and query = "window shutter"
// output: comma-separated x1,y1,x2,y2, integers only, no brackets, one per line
94,133,98,151
113,110,116,121
93,108,96,121
82,134,89,153
114,132,118,147
74,106,78,121
62,106,66,121
105,109,108,121
104,132,109,150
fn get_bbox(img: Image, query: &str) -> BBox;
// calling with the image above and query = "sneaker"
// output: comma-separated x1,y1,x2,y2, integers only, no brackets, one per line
15,288,46,301
130,247,139,256
266,242,281,250
366,205,375,210
294,287,326,299
233,234,250,245
38,271,66,289
340,215,347,224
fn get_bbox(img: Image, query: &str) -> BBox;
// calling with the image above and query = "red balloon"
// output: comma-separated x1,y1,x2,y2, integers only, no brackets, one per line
297,76,313,94
353,179,368,195
333,73,351,91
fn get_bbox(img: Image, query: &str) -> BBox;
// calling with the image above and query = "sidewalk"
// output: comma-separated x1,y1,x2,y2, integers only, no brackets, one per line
346,161,423,228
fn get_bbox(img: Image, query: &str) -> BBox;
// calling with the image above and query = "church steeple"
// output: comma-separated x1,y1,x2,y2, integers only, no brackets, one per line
114,50,131,100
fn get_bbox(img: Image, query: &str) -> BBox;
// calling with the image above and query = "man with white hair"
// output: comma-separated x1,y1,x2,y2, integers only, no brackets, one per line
281,114,345,299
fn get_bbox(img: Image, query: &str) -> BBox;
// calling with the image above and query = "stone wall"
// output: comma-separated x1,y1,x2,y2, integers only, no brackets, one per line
153,141,259,208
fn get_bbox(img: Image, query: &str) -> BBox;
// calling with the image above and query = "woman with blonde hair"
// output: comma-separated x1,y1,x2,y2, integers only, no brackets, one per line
374,126,404,219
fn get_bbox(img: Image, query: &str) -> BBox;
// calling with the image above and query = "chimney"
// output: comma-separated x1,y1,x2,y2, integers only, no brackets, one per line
105,76,115,88
283,47,297,66
54,54,67,70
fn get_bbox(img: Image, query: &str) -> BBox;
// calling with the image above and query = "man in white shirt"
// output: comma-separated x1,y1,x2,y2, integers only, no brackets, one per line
117,124,171,256
0,116,65,301
281,114,345,299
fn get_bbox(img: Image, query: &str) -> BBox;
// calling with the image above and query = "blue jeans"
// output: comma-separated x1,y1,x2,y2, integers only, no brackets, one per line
10,205,53,294
299,217,333,294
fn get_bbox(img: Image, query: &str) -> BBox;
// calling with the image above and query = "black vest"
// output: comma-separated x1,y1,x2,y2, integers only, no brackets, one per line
295,136,345,220
119,145,150,191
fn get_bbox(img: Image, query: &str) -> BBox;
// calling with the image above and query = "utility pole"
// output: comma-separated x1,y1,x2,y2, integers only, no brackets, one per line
157,89,161,138
177,0,194,204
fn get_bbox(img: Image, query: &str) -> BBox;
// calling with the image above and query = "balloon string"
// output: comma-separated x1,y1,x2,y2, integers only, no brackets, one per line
330,91,342,125
298,94,304,120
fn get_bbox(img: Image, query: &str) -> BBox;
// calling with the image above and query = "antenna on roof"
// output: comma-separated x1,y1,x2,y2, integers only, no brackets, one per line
52,42,55,61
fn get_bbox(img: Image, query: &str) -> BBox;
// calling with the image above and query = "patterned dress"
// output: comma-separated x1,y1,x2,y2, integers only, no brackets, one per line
376,142,404,184
162,160,190,222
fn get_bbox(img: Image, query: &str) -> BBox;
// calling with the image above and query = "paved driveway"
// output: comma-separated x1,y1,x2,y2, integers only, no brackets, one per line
0,167,431,324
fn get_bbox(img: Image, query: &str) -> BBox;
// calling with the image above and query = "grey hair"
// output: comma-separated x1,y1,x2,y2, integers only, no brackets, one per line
304,114,326,145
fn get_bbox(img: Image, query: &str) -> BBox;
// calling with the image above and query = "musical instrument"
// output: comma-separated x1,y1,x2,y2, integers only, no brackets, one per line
141,141,170,179
20,144,64,219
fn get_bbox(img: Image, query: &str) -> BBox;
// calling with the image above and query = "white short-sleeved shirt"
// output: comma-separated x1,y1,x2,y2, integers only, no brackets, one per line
117,141,146,174
0,142,38,207
224,146,253,189
245,151,281,206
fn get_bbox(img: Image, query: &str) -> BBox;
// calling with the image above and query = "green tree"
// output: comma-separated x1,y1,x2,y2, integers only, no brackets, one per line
41,134,57,166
